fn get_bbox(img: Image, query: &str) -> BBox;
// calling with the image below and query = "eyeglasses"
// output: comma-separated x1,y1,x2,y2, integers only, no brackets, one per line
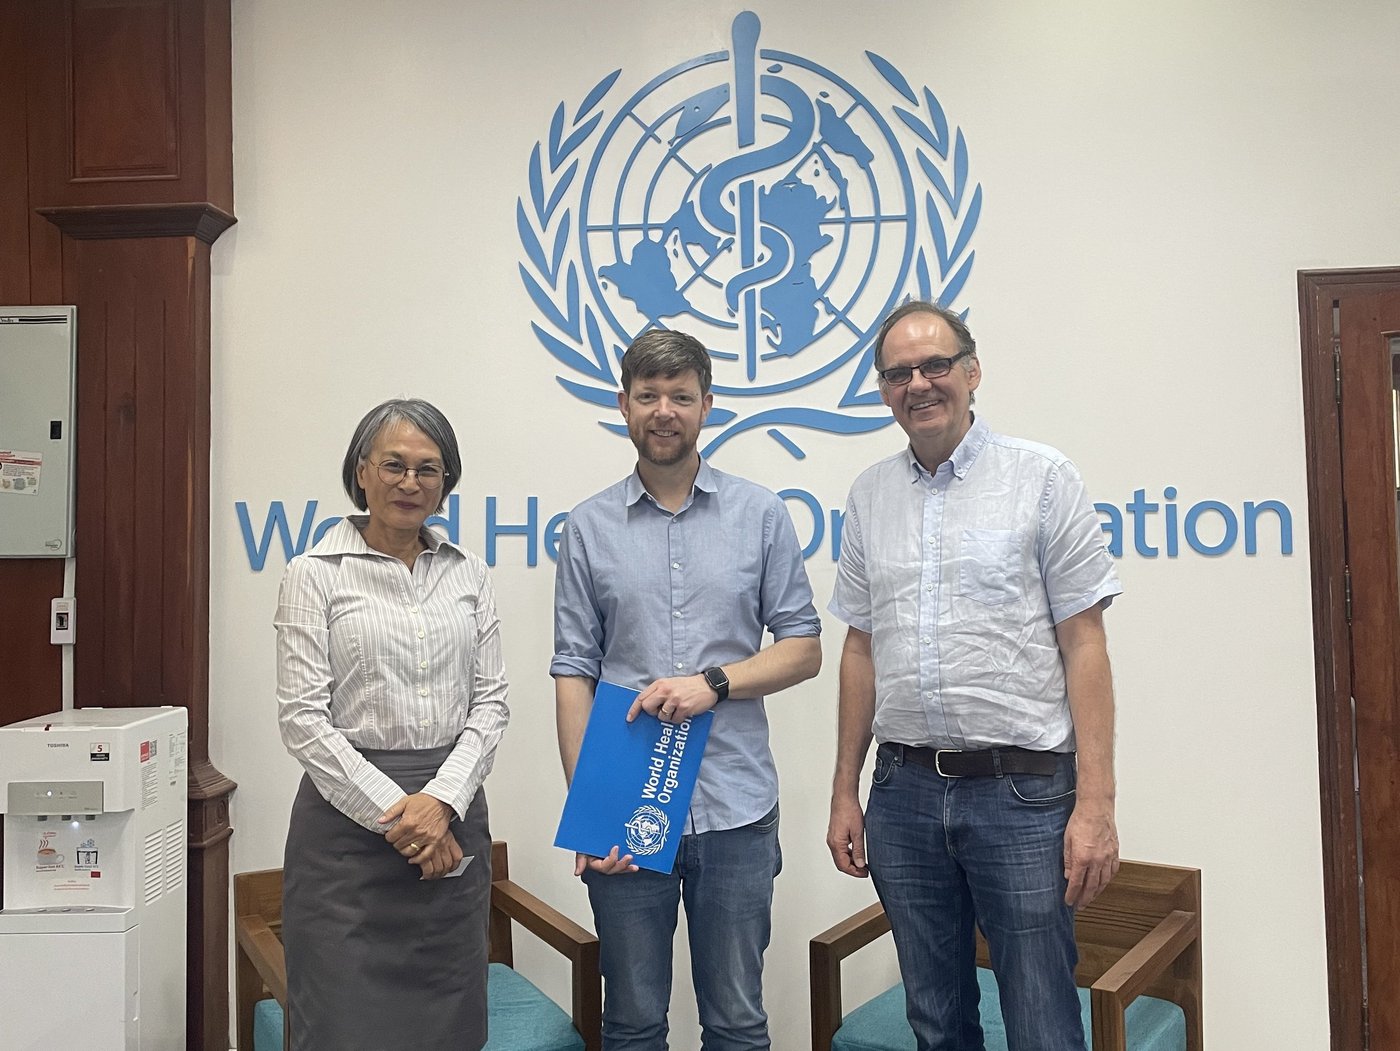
370,459,447,490
876,348,974,387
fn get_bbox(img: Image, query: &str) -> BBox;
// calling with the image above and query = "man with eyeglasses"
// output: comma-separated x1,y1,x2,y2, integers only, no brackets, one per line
825,300,1122,1051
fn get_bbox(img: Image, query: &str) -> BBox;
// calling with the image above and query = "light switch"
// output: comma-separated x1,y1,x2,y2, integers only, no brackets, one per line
50,597,74,644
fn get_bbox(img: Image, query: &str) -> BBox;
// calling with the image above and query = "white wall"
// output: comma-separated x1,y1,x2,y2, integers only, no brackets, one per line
211,1,1400,1046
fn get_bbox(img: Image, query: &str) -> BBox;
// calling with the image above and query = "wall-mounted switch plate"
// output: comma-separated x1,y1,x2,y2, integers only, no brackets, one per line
50,597,74,644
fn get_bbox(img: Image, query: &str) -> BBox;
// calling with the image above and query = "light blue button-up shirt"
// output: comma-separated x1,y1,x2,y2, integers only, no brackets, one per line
830,417,1121,752
552,461,821,833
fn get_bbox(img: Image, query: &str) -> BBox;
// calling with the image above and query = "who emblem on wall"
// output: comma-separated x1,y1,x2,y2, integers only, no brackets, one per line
518,11,981,458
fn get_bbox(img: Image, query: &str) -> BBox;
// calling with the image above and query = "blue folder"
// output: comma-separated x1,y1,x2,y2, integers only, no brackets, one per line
554,681,714,873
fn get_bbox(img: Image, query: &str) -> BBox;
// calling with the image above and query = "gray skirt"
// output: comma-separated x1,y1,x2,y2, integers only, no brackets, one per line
283,746,491,1051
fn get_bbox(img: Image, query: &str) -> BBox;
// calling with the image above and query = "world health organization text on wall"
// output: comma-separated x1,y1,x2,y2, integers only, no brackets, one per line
232,13,1294,570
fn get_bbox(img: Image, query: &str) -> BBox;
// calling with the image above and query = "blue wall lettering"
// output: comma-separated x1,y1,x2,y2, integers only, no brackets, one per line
236,496,461,571
1095,488,1292,558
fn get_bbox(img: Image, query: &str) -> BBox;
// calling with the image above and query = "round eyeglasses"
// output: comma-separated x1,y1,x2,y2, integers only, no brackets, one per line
877,348,974,387
370,459,447,489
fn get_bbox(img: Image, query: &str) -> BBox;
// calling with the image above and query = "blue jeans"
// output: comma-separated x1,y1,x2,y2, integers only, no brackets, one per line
865,745,1084,1051
582,804,781,1051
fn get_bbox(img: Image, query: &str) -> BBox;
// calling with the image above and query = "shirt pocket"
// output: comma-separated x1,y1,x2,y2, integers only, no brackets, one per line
958,528,1023,606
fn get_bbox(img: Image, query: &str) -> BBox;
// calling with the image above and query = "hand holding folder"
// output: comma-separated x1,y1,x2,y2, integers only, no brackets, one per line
555,681,714,874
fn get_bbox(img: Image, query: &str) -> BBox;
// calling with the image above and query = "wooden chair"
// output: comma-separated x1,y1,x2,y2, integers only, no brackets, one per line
810,860,1202,1051
235,840,602,1051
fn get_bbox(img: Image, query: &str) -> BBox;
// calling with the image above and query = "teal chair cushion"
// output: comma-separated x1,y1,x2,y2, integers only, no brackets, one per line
831,967,1186,1051
253,963,583,1051
483,961,586,1050
253,996,282,1051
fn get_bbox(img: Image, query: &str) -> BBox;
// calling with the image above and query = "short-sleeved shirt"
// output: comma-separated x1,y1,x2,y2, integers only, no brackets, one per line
552,461,821,833
829,417,1121,752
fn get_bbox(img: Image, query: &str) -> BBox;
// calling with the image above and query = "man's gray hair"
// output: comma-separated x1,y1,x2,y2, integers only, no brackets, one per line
341,398,462,512
620,329,713,395
873,300,977,369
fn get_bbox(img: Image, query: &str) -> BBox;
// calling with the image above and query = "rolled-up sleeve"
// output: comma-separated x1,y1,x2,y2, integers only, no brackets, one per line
551,517,605,681
760,500,822,640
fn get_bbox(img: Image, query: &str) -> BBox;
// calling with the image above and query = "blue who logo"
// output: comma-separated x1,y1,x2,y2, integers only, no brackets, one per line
517,11,982,458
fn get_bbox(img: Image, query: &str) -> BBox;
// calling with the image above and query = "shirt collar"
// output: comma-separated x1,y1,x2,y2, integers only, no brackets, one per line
903,415,991,483
624,458,718,507
310,515,464,559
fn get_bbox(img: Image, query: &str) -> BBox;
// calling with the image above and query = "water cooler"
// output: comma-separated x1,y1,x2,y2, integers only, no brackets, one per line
0,707,188,1050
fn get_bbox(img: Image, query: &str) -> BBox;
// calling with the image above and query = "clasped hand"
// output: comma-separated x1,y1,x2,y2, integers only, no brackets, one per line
379,792,461,880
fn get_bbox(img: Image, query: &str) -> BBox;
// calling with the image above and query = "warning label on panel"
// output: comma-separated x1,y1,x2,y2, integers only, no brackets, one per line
0,450,41,495
141,756,158,810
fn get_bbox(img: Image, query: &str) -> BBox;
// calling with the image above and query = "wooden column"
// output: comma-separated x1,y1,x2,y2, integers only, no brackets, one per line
16,2,237,1048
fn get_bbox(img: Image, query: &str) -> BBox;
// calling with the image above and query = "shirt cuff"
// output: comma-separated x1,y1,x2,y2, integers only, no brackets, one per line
550,655,601,680
826,597,873,634
421,776,471,821
340,763,409,833
1049,583,1122,625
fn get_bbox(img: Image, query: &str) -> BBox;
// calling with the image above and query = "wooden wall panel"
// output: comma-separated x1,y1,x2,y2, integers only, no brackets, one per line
0,0,65,730
28,0,233,212
70,0,180,181
0,561,65,722
0,0,31,300
69,236,209,717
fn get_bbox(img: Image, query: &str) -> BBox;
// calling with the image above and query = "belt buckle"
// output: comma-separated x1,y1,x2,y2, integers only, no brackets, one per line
934,749,963,778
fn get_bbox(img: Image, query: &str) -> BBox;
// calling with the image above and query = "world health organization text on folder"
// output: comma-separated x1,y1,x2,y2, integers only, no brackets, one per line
554,681,713,873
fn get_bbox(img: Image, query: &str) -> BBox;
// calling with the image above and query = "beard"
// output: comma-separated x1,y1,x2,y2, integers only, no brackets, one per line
629,423,696,468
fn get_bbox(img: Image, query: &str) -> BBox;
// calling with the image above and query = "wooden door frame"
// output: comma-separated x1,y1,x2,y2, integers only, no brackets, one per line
1299,266,1400,1051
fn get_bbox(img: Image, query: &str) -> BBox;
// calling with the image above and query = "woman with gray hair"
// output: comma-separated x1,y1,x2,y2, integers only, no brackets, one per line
274,397,509,1051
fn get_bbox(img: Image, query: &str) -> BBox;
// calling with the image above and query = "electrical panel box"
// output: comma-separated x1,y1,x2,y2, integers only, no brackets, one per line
0,307,77,557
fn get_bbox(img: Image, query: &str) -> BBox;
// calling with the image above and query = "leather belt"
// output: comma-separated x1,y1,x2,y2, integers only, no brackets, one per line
879,741,1064,779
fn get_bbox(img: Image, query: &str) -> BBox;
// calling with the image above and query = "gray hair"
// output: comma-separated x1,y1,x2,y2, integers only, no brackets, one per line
873,300,977,369
619,329,713,395
341,398,462,512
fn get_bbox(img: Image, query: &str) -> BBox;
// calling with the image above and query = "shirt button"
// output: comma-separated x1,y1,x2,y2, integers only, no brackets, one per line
674,662,684,670
417,630,425,639
410,607,419,614
922,636,931,645
672,562,681,569
925,584,934,592
928,536,936,543
672,610,682,619
420,660,428,669
419,719,429,727
418,688,429,697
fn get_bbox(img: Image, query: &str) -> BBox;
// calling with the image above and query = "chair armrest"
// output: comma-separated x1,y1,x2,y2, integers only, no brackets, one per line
810,901,890,1051
492,878,597,962
1088,909,1200,1051
236,914,289,1006
492,878,602,1051
810,901,891,959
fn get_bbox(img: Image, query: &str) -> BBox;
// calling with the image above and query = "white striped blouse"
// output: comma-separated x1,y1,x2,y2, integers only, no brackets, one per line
275,516,510,832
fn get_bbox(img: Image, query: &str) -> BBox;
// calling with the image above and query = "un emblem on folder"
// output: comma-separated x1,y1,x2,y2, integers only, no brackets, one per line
624,805,671,857
517,11,982,460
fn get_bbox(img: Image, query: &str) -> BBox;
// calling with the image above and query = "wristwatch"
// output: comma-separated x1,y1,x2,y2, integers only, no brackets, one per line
702,666,730,703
